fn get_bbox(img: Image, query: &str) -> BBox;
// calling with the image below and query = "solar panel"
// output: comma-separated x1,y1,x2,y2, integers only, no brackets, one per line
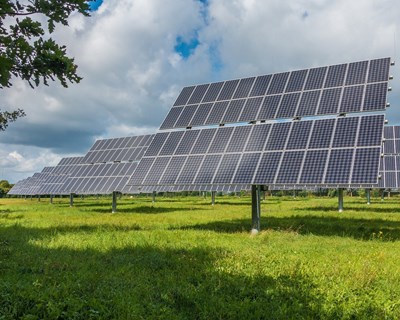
161,57,391,129
125,114,386,189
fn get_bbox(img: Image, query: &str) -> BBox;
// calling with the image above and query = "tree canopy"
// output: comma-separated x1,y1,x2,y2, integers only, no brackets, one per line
0,0,91,130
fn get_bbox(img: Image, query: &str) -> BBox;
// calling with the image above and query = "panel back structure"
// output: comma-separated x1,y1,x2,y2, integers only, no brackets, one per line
125,57,392,192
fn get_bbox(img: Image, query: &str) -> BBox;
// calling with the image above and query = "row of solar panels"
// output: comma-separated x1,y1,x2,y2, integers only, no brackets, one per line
8,57,394,196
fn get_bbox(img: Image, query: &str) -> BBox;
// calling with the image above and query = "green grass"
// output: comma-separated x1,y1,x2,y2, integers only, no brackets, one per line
1,194,400,319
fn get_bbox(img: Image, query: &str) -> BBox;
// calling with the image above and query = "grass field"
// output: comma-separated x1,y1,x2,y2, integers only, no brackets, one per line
1,194,400,319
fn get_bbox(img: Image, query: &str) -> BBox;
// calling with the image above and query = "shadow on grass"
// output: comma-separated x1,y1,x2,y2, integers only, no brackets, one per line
0,224,386,319
176,215,400,241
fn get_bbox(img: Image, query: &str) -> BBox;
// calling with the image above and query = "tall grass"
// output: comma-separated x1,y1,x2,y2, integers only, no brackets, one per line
1,194,400,319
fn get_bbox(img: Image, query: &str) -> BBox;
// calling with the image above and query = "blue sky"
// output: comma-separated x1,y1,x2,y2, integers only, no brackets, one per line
0,0,399,183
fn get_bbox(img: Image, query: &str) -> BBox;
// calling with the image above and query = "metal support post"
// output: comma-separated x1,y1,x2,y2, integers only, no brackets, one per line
381,189,385,201
112,191,117,213
211,191,216,206
338,188,344,213
50,195,53,204
38,195,40,202
69,193,74,207
251,185,261,234
366,188,371,205
152,191,156,203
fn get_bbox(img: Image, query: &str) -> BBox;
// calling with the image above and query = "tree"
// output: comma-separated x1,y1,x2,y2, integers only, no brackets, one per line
0,179,13,197
0,0,91,131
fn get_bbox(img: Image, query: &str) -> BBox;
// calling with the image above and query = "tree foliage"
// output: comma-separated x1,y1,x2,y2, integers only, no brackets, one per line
0,0,91,130
0,179,13,196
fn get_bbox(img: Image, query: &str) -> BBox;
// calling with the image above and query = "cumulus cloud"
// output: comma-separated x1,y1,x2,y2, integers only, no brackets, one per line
0,0,399,182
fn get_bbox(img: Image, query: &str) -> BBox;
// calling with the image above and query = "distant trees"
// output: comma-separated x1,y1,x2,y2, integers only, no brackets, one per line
0,0,91,131
0,180,13,197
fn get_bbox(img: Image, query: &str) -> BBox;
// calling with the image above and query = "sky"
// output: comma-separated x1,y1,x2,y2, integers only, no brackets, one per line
1,0,400,183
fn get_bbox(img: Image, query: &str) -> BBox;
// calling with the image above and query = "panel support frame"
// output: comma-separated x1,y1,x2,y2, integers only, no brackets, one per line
338,188,344,213
251,185,261,234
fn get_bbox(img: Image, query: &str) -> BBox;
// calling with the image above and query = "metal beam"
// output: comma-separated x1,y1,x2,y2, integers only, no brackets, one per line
251,185,261,234
211,191,216,206
112,191,117,213
338,188,344,213
69,193,74,207
366,188,371,205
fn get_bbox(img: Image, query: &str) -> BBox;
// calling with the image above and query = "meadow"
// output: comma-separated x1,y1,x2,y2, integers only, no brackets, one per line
0,193,400,319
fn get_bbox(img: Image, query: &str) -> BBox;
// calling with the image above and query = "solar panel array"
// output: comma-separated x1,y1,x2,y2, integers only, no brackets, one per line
378,126,400,189
126,114,384,189
161,58,390,129
125,57,391,191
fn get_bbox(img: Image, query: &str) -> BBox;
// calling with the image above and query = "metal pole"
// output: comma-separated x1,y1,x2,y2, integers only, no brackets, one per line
112,191,117,213
366,188,371,205
50,194,53,204
152,191,156,203
251,185,261,234
69,193,74,207
211,191,215,206
381,189,385,201
338,188,344,213
38,195,40,202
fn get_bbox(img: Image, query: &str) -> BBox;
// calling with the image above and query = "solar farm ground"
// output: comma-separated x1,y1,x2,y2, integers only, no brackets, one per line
1,194,400,319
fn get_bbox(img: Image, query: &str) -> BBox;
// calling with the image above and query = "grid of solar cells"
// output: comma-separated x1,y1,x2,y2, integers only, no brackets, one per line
61,162,138,194
161,57,390,129
37,157,86,195
9,170,55,196
126,114,385,188
378,155,400,189
383,126,400,154
83,134,154,164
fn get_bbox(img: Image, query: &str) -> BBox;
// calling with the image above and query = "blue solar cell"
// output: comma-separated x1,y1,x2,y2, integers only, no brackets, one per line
339,85,364,113
174,86,195,106
363,82,388,111
217,80,239,101
351,148,381,184
395,140,400,154
384,155,396,170
253,152,282,184
324,149,354,184
308,118,335,149
208,127,234,153
213,154,241,184
368,57,391,83
175,104,198,128
345,61,368,85
383,126,394,140
332,117,359,148
194,154,222,184
245,124,271,151
357,115,384,147
267,72,289,94
143,157,171,184
238,97,263,122
232,153,261,184
275,151,304,184
176,155,203,184
295,90,321,117
159,156,187,184
304,67,327,90
190,128,217,154
386,172,397,188
324,63,347,88
222,99,246,123
188,84,209,104
189,103,213,126
257,95,281,120
265,122,291,151
233,77,255,98
285,69,307,92
394,127,400,139
316,88,342,115
249,75,272,97
145,132,170,156
175,130,200,155
286,121,313,150
160,107,183,129
299,150,329,184
204,101,229,125
202,82,224,102
226,126,252,152
275,93,301,119
129,158,155,184
159,131,184,156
